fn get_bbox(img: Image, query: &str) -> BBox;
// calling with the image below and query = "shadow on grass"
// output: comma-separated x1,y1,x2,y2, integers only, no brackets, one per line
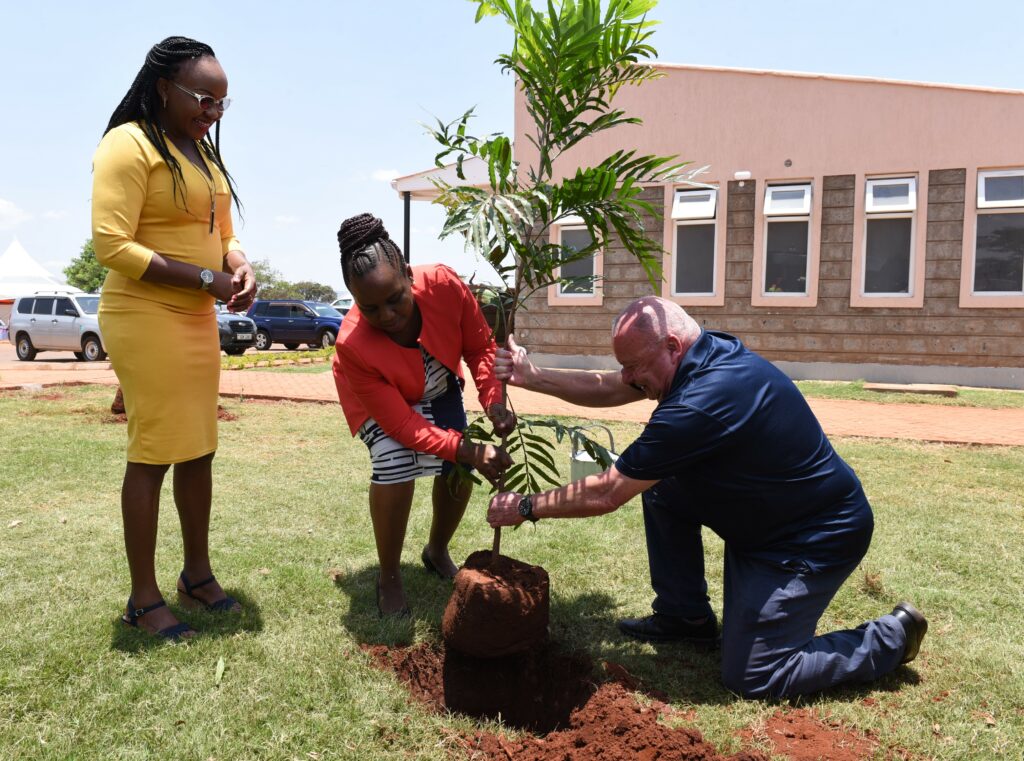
333,566,918,709
334,561,456,647
109,589,264,653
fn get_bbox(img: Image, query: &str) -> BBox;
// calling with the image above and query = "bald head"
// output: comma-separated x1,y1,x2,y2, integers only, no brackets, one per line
613,297,701,348
612,297,702,401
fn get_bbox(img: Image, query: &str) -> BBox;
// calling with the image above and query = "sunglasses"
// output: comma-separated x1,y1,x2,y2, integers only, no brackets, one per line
170,80,232,112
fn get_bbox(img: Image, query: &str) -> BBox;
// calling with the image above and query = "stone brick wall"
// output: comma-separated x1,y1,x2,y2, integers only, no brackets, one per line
517,171,1024,371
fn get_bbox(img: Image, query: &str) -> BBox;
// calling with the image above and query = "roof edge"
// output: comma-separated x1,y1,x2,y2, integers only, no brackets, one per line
649,62,1024,96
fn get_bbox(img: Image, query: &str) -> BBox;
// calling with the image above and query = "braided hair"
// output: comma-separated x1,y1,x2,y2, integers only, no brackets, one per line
104,36,242,215
337,213,407,288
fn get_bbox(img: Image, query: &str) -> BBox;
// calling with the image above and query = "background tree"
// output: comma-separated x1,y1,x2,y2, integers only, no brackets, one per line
430,0,704,542
250,259,287,297
291,281,337,302
250,259,336,301
63,239,108,292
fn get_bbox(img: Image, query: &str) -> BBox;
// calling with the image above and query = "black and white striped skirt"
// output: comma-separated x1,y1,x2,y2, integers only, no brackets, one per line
357,349,467,485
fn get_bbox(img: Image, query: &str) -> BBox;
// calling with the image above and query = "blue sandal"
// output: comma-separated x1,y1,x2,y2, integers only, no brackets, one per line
122,598,195,642
177,572,240,613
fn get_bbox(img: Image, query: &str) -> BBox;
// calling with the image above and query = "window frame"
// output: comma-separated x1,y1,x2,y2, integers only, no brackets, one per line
858,176,919,301
960,167,1024,307
751,179,820,307
671,187,717,221
760,182,813,299
764,183,812,217
865,176,917,214
971,207,1024,296
547,218,603,307
977,169,1024,210
662,184,726,307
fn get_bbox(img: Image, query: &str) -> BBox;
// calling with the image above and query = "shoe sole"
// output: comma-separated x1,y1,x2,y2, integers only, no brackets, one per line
617,624,717,646
894,601,927,663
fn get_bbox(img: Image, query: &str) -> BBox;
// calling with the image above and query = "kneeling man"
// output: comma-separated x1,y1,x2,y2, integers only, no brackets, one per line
488,296,926,699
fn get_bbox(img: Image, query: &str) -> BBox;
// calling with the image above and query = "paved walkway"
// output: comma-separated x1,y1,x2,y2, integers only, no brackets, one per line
2,343,1022,447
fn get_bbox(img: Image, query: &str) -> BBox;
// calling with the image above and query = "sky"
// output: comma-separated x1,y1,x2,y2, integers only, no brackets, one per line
2,0,1023,297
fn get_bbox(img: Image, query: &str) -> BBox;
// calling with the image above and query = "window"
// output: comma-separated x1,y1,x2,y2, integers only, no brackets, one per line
973,170,1024,294
55,297,78,317
17,298,34,314
863,178,917,295
32,297,55,315
267,304,290,318
672,188,717,296
556,224,596,296
763,184,812,294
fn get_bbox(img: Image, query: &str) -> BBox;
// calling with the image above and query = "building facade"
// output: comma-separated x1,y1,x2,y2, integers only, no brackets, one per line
513,65,1024,388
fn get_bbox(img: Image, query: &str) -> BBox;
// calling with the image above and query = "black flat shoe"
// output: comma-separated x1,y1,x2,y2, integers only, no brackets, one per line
122,598,196,642
421,546,456,579
891,601,927,664
617,612,718,644
177,571,241,613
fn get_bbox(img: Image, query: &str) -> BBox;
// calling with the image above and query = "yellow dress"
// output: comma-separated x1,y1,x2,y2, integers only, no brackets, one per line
92,122,242,464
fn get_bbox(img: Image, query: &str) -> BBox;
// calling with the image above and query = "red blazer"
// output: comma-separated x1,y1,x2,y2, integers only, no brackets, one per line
332,263,504,462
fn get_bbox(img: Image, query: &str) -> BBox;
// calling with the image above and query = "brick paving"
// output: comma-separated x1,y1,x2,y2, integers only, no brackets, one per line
2,343,1022,447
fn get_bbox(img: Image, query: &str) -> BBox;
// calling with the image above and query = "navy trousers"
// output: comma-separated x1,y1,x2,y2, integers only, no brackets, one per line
642,478,908,698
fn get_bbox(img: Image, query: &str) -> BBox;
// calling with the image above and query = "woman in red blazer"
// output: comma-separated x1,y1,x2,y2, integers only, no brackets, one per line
333,213,514,616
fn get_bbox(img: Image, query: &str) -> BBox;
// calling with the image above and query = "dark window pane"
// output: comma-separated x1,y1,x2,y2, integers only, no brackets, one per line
675,224,715,294
32,297,55,315
864,217,912,294
17,299,34,314
975,212,1024,292
253,303,267,316
985,175,1024,204
268,304,290,318
560,228,595,294
764,221,809,293
55,298,78,316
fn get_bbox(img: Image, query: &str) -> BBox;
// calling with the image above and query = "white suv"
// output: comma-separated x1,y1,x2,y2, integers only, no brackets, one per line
7,291,107,362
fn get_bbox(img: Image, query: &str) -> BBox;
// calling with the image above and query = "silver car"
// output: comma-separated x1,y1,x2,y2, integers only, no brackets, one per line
7,290,107,362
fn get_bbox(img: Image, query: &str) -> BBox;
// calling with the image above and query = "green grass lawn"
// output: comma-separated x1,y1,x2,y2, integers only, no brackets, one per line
2,386,1022,759
795,379,1024,408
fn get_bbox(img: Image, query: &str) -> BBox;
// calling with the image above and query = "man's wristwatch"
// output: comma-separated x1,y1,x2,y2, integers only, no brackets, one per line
517,495,538,523
198,268,215,291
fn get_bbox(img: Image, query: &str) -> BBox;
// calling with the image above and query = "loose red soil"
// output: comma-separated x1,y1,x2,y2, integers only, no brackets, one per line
442,550,549,658
738,708,878,761
365,642,768,760
365,642,592,733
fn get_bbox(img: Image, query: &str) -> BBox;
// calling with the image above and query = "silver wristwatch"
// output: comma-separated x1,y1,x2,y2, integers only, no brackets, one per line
198,268,215,291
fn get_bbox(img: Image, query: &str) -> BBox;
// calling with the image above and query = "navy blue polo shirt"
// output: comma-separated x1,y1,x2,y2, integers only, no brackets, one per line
616,331,871,563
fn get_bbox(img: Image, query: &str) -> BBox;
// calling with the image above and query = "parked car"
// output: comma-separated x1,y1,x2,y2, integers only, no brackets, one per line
246,299,343,351
330,296,352,315
7,291,106,361
216,305,258,355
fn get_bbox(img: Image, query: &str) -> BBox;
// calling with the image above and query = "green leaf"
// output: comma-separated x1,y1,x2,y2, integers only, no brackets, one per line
215,656,225,686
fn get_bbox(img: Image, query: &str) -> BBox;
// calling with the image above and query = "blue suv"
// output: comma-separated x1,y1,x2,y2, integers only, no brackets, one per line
246,300,343,351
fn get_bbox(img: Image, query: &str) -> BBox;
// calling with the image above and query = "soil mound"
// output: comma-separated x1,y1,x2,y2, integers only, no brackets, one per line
442,550,549,658
366,643,768,760
365,642,592,733
465,682,765,761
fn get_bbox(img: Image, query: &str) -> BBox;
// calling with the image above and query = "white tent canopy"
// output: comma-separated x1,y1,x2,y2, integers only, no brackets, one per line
0,239,78,299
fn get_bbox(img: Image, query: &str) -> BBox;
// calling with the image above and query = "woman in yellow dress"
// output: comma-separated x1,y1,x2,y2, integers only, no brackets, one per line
92,37,256,641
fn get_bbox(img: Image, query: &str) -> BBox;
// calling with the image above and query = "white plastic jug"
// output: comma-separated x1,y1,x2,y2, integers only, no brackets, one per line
570,424,617,481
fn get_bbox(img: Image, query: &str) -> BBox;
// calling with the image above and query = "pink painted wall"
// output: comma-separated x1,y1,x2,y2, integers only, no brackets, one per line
514,64,1024,185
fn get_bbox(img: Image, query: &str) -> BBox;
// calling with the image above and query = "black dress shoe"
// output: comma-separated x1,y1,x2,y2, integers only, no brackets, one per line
617,612,718,644
891,601,927,664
